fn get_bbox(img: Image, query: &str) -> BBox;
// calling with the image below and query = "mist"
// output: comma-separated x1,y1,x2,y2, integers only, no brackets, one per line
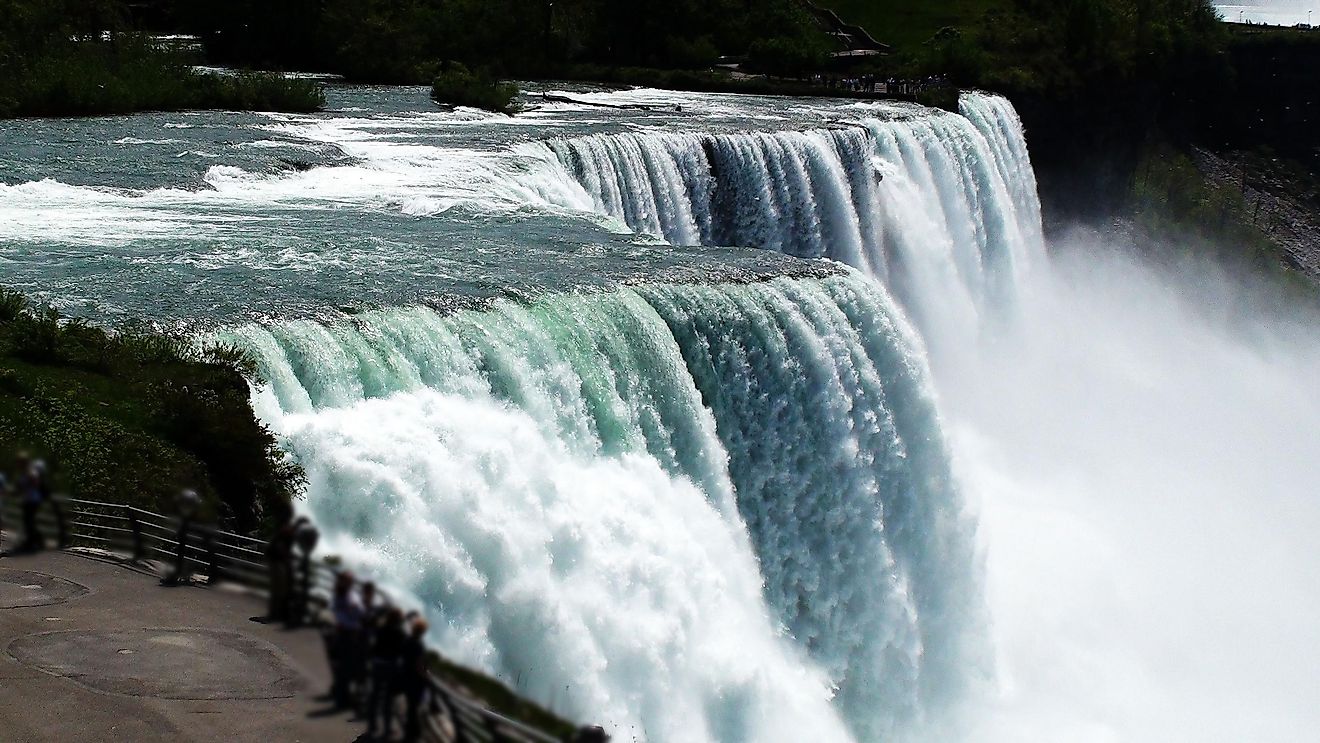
933,232,1320,741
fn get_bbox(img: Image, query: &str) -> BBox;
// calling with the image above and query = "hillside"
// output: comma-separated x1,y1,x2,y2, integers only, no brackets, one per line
0,291,302,534
820,0,1006,52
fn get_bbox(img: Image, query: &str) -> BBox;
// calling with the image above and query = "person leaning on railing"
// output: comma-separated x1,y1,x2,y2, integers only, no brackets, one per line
35,460,68,549
0,462,8,556
15,452,42,553
329,571,366,709
264,515,307,623
366,606,406,739
400,615,430,743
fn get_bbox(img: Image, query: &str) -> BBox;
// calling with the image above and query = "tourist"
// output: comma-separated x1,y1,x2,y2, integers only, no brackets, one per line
400,616,429,742
329,571,365,709
356,580,385,712
0,460,9,556
366,606,406,739
15,452,42,552
33,460,67,548
263,515,305,623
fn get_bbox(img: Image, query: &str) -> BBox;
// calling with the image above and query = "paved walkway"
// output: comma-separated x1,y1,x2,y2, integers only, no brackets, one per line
0,546,365,742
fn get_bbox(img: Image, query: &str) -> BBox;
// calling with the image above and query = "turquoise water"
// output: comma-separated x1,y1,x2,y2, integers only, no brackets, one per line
8,83,1318,742
0,84,1033,741
0,85,914,324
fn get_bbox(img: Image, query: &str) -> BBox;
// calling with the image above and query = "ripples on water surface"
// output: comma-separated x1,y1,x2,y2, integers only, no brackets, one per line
0,84,917,324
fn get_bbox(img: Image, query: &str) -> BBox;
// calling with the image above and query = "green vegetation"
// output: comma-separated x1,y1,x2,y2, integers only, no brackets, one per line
1128,144,1320,297
431,63,521,114
1132,146,1280,267
0,0,324,118
822,0,1006,53
818,0,1222,92
180,0,827,83
428,653,576,739
0,289,303,534
813,0,1226,98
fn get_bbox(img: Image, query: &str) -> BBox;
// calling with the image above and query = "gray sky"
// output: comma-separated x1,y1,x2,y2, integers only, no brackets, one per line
1215,1,1316,24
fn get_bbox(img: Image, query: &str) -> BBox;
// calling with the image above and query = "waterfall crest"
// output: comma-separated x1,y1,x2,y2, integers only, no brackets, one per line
533,92,1044,337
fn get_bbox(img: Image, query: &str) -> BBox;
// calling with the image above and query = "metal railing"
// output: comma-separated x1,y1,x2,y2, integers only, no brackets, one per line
0,496,562,743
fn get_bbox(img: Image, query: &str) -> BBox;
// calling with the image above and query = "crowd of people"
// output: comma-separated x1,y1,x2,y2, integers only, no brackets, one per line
0,451,66,555
324,571,433,741
262,520,437,741
808,73,951,95
268,526,611,742
1,457,608,741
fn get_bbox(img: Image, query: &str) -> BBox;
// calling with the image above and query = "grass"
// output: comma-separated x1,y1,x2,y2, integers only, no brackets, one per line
0,290,302,535
1128,144,1316,288
820,0,1009,52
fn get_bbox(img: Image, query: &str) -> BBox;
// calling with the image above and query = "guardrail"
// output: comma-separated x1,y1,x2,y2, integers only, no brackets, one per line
0,496,563,743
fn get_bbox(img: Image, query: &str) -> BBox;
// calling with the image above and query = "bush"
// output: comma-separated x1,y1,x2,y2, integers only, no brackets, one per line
196,71,325,113
664,35,720,70
744,37,826,77
431,63,520,115
0,34,324,118
0,291,304,534
0,289,27,323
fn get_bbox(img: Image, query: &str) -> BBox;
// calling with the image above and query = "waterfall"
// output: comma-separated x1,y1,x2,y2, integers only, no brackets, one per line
531,92,1045,339
220,271,983,742
11,78,1316,742
212,92,1051,742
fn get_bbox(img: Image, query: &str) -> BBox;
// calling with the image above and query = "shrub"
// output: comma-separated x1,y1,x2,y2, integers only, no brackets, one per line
664,35,720,70
431,63,520,115
0,34,324,118
0,289,27,323
198,71,325,113
0,290,304,534
744,37,826,77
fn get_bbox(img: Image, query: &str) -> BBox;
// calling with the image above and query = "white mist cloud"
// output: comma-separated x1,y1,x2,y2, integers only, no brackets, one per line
936,237,1320,742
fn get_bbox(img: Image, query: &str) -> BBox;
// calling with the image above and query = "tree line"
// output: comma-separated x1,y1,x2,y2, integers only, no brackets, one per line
149,0,830,83
0,0,323,117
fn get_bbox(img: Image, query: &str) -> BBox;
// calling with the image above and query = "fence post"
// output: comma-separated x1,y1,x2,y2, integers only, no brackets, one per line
436,689,471,743
128,512,144,562
52,497,68,549
204,530,222,586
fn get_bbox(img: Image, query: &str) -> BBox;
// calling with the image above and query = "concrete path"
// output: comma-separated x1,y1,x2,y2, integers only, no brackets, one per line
0,547,365,742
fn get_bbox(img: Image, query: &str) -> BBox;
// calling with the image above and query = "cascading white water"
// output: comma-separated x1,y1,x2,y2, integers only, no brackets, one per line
220,272,980,742
530,92,1045,344
197,95,1054,741
508,89,1320,743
